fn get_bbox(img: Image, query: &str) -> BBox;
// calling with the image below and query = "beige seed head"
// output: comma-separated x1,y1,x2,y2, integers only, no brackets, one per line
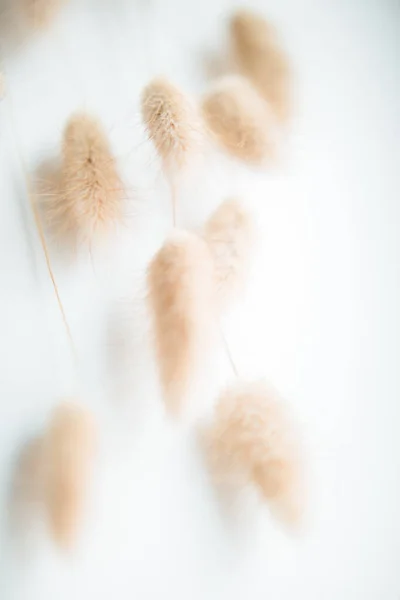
203,198,254,309
147,231,215,416
43,402,96,550
141,77,202,169
44,112,123,244
230,10,292,124
206,380,304,528
202,76,276,165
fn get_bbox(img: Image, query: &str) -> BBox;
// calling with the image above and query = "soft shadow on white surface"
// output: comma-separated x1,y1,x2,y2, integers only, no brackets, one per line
0,0,399,599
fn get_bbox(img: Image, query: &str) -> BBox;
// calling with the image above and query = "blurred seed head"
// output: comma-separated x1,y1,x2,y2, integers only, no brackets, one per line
230,9,292,124
202,75,277,165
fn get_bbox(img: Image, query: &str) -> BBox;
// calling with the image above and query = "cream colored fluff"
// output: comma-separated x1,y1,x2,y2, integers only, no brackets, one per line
44,113,123,244
202,76,276,165
206,380,303,527
148,231,215,416
203,199,254,309
43,402,96,550
230,10,291,124
141,77,202,169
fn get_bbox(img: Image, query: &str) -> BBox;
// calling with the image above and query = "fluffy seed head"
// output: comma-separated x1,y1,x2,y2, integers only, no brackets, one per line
45,112,123,244
230,10,291,124
202,76,276,165
148,231,215,416
204,199,254,309
141,77,202,169
206,380,303,527
44,402,96,550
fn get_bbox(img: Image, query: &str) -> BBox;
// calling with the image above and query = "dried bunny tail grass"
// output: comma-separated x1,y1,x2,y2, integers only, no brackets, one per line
43,402,96,550
230,10,292,124
21,0,66,28
141,77,203,169
148,230,215,416
203,198,254,309
202,76,277,165
44,112,124,244
206,380,304,528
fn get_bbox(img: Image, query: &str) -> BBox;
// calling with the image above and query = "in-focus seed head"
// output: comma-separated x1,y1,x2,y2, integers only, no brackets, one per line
44,112,124,245
141,77,202,169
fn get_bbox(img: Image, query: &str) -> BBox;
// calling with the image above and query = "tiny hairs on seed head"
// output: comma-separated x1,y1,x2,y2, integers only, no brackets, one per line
141,77,203,169
43,112,124,245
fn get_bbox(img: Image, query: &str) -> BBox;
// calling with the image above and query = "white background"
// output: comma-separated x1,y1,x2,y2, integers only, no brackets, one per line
0,0,399,598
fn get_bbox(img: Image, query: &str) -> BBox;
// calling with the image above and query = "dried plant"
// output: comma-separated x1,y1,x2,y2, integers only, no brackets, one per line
202,75,276,165
206,380,304,527
43,112,124,245
230,10,291,124
141,77,202,169
147,231,215,416
43,402,96,549
141,77,203,224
